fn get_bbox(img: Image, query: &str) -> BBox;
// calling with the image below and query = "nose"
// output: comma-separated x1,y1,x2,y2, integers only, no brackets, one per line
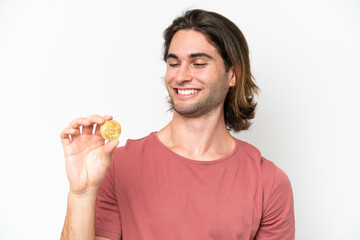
175,63,192,84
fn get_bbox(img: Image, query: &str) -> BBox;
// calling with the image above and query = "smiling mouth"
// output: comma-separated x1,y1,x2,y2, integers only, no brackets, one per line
176,89,200,95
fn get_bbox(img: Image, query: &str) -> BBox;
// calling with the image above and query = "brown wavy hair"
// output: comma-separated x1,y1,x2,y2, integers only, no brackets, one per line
163,9,259,132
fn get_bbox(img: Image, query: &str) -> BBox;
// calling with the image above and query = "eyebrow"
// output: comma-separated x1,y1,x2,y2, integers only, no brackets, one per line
166,52,213,61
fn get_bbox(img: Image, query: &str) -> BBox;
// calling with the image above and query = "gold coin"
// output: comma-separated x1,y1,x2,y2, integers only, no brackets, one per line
100,120,121,141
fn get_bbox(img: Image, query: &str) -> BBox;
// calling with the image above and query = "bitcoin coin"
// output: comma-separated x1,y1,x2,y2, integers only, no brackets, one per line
100,120,121,141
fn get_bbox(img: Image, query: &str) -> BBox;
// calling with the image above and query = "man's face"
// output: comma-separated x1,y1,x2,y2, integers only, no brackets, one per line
164,30,235,118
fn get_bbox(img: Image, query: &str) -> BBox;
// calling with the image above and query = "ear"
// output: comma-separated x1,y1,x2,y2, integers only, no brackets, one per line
228,67,236,87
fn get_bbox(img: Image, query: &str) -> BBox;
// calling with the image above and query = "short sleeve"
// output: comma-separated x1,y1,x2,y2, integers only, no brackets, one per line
255,164,295,240
95,148,122,240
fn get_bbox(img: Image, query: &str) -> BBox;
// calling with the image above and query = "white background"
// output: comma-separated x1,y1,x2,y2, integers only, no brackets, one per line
1,0,359,239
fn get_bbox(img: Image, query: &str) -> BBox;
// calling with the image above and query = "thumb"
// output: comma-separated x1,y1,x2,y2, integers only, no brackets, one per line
101,139,119,167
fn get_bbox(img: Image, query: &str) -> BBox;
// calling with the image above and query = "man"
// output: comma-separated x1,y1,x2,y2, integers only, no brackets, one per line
60,9,295,240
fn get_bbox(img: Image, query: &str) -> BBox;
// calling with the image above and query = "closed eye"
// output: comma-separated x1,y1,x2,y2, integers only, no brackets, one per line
193,63,207,68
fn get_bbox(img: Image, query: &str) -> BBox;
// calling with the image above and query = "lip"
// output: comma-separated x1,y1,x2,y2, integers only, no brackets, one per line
173,88,201,99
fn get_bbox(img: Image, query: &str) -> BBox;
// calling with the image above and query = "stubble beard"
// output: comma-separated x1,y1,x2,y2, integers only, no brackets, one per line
167,80,230,119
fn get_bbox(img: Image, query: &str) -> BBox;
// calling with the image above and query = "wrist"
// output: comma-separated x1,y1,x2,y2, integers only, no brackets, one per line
68,186,99,200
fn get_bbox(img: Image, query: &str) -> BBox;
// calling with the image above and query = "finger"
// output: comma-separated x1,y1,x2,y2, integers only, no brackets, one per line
94,123,101,135
94,115,113,135
69,117,91,129
103,139,119,156
103,115,113,121
60,127,77,145
100,139,119,168
82,115,105,135
82,125,94,135
84,114,111,126
69,117,95,136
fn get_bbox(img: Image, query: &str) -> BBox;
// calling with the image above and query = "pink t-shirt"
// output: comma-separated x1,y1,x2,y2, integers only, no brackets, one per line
95,132,295,240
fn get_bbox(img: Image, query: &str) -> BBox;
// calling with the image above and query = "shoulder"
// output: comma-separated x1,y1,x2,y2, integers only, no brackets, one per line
107,132,156,178
257,159,295,238
235,139,293,203
236,139,287,177
261,157,293,208
236,139,275,174
112,132,156,157
236,140,294,238
237,139,262,160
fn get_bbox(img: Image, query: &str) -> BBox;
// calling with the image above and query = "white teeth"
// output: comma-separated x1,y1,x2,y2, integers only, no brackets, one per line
178,89,199,95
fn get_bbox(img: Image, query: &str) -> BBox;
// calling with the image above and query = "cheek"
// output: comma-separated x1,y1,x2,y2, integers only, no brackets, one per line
195,69,217,82
164,74,171,85
164,68,175,84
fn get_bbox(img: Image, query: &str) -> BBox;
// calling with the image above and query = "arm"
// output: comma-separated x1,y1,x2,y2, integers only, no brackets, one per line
59,115,119,240
61,190,98,239
61,191,111,240
255,166,295,240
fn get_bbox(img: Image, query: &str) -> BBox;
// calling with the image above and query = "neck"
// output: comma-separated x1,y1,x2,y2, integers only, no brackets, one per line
157,107,236,161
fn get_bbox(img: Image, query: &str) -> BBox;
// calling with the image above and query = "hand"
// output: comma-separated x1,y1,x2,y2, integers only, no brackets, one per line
60,115,119,196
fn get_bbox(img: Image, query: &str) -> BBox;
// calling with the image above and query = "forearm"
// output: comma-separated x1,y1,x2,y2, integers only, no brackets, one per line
61,189,98,240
